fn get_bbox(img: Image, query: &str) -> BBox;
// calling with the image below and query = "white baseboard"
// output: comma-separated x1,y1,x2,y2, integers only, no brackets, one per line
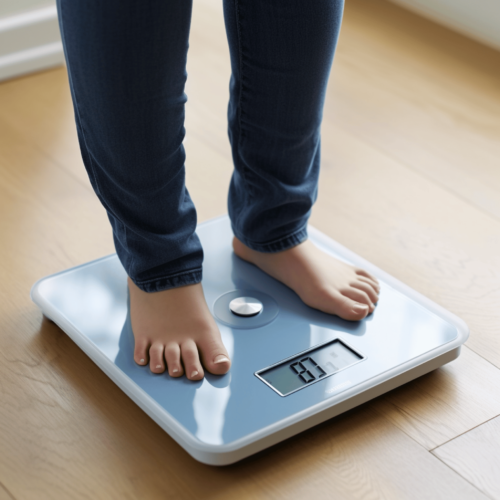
0,5,64,82
390,0,500,51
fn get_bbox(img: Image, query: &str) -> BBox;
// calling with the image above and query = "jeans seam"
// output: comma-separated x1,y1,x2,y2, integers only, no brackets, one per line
234,0,253,202
134,267,202,287
233,224,308,252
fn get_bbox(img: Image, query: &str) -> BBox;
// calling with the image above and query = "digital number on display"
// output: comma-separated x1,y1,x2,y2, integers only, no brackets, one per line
255,339,364,397
290,357,327,383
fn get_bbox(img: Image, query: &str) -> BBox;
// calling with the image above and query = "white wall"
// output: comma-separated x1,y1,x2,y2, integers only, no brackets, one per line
390,0,500,51
0,0,54,17
0,0,63,82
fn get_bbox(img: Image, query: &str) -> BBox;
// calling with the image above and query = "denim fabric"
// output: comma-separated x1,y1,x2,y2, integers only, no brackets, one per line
57,0,344,292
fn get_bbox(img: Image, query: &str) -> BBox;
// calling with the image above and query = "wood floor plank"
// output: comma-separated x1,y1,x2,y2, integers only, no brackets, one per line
184,133,233,223
0,69,89,189
328,0,500,221
372,346,500,450
0,482,16,500
0,119,114,283
433,416,500,499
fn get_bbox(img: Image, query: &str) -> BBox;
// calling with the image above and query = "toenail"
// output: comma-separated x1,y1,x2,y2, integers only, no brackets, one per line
191,370,199,378
156,365,161,369
172,368,179,373
140,359,145,364
352,303,369,312
214,355,230,364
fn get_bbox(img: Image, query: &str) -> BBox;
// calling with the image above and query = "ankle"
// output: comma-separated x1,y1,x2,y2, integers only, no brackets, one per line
232,236,252,260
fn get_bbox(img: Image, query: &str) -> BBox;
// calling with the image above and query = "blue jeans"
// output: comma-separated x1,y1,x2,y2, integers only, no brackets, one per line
57,0,344,292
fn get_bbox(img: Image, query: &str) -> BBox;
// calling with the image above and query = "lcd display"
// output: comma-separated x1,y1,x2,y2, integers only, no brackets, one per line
256,339,363,396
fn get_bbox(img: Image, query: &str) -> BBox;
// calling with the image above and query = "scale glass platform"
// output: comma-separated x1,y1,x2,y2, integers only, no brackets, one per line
31,216,468,465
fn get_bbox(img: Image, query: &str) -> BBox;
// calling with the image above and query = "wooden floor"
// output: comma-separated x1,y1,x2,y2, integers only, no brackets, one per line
1,0,500,498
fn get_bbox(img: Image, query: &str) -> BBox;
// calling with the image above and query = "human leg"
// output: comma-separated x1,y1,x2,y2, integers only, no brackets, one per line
58,0,230,376
224,0,379,319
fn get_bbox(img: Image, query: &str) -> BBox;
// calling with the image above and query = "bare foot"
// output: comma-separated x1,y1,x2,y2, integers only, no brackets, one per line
128,278,231,380
233,237,380,321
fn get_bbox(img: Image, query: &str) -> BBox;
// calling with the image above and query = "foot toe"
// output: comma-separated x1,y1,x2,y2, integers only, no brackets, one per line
358,275,380,293
198,339,231,375
134,337,150,366
312,288,370,320
149,343,166,373
181,340,204,381
351,280,379,304
164,343,183,377
333,292,370,320
342,288,374,313
355,268,379,285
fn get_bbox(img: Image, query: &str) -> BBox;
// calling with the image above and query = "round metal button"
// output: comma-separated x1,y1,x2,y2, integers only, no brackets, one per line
229,297,263,317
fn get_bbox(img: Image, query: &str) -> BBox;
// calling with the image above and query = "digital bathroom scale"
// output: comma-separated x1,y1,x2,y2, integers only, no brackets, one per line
31,216,468,465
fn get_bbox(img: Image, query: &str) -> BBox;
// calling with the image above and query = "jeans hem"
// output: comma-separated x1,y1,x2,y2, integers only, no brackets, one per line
232,225,308,253
133,268,202,293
